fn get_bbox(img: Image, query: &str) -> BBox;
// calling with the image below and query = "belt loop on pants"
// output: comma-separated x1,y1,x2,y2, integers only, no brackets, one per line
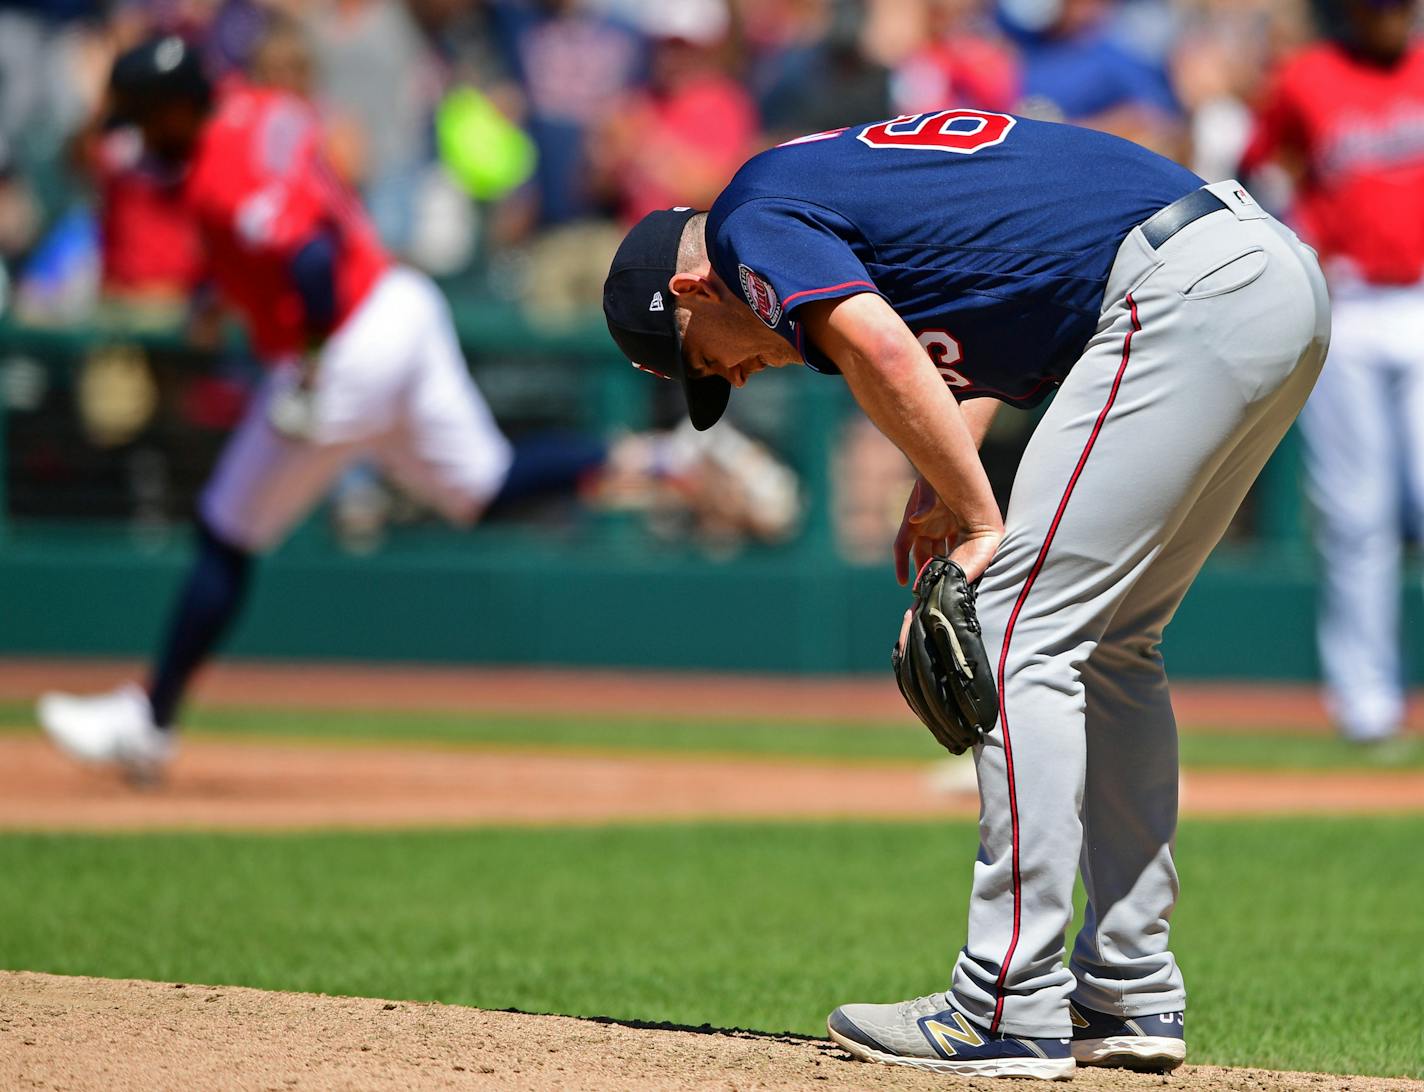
1138,188,1229,250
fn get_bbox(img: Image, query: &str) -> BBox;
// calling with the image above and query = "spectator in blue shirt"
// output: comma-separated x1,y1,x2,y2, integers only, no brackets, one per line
490,0,646,229
999,0,1186,158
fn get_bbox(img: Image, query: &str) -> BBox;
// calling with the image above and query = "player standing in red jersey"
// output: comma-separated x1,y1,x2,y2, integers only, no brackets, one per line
1245,0,1424,749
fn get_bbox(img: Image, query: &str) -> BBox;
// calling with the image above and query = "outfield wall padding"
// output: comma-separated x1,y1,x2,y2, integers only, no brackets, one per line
0,534,1369,679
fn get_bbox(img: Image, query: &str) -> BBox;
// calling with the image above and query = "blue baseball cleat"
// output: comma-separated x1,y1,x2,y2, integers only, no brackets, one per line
1068,1001,1186,1071
827,993,1075,1080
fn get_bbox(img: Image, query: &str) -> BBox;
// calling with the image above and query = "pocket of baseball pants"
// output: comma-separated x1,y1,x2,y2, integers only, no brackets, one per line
1181,247,1268,300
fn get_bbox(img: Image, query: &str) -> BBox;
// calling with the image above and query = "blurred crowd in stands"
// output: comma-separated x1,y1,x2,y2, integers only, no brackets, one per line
0,0,1353,561
0,0,1321,326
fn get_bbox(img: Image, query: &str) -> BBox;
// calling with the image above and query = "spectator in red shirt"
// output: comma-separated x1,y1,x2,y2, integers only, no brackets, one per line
590,2,759,224
892,0,1019,115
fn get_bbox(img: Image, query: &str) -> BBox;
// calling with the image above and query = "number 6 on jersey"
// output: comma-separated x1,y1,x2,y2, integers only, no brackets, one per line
919,330,970,389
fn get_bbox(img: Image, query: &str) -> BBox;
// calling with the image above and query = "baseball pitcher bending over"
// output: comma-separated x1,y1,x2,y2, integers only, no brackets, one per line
603,112,1329,1079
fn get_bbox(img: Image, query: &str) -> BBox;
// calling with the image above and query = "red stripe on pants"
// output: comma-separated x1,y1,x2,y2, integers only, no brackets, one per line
988,293,1142,1032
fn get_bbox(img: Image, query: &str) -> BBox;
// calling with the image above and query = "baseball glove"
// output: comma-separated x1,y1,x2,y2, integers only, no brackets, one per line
891,557,1000,755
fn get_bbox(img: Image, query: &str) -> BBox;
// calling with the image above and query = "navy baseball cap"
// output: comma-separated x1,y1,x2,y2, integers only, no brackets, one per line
603,208,731,431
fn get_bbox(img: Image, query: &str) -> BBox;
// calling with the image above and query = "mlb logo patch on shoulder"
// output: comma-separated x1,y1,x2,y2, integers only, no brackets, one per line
739,265,783,328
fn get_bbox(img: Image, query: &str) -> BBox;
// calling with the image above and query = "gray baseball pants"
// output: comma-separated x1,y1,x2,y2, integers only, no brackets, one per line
949,182,1331,1038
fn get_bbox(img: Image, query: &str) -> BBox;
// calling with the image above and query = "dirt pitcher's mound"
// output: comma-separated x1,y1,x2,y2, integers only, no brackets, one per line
0,971,1416,1092
0,973,1417,1092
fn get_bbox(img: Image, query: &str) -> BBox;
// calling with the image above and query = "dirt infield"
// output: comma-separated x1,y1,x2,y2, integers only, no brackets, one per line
10,656,1424,731
4,657,1421,828
1,972,1415,1092
1,734,1422,831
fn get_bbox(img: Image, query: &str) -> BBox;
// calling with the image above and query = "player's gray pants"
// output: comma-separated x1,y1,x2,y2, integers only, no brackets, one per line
1298,281,1424,741
949,183,1331,1038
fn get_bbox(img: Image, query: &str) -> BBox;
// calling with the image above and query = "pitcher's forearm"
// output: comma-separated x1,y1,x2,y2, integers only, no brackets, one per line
844,356,1002,536
802,293,1002,537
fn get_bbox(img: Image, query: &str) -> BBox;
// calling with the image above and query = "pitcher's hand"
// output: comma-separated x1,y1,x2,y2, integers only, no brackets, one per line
894,477,1003,585
894,477,958,585
947,527,1003,586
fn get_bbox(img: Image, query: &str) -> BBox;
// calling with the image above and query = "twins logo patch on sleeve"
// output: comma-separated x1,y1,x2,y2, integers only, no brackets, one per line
739,265,783,328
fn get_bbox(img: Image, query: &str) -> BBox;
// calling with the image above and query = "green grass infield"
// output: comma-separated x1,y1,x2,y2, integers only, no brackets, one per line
0,816,1419,1078
3,701,1422,769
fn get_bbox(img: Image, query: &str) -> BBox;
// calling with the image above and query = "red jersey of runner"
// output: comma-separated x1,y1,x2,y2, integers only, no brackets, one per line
1245,41,1424,286
183,84,389,357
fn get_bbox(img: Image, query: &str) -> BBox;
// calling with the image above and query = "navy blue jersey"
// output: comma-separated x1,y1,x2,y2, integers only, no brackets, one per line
706,111,1202,405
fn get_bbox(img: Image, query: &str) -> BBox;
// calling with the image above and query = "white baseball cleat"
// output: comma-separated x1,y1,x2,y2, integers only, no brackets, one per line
37,683,174,783
828,992,1075,1080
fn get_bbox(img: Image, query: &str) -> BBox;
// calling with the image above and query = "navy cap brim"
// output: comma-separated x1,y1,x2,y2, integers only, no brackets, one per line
683,371,731,431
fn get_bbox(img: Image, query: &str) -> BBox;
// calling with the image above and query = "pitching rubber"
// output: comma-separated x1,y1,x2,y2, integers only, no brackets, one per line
1071,1034,1187,1072
828,1026,1076,1080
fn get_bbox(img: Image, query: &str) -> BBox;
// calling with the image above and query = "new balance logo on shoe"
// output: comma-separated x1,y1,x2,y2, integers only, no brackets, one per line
923,1011,984,1057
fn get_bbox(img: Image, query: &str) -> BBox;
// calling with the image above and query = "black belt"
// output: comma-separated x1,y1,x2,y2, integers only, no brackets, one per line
1139,188,1229,249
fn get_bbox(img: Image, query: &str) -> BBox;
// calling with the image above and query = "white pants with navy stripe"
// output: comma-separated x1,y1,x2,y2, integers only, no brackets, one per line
1299,280,1424,741
948,183,1330,1037
201,267,513,552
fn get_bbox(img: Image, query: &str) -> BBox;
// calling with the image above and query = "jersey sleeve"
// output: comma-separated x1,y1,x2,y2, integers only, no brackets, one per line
708,197,883,329
1242,65,1308,174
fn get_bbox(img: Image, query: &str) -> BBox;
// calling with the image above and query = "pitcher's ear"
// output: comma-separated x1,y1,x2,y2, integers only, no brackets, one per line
670,271,718,301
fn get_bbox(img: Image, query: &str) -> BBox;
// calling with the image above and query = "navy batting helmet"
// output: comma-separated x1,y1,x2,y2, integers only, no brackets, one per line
108,35,213,125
